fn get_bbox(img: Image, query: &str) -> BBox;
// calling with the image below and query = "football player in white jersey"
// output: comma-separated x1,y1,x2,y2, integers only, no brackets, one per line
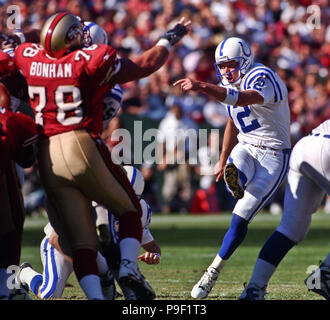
174,37,291,299
15,166,160,300
15,222,114,299
239,119,330,300
95,165,161,300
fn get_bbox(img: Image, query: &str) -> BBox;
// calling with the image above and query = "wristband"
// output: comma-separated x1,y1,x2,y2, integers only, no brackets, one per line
223,87,239,106
156,39,171,52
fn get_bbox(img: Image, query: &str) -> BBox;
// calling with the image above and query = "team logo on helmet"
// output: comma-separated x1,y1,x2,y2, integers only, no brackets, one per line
40,12,84,58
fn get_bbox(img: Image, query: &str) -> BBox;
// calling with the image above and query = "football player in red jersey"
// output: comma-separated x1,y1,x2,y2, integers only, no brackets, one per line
0,12,190,300
0,84,37,300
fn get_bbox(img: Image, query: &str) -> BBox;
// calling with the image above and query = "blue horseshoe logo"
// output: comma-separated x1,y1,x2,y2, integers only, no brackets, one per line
238,41,251,57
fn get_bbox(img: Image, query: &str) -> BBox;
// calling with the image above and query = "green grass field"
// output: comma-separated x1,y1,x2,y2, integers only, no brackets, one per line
21,210,330,300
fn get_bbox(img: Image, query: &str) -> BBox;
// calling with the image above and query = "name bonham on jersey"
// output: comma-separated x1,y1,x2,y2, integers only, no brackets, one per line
30,62,72,78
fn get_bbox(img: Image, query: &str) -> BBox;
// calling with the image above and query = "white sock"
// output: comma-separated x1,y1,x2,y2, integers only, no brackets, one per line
119,238,141,262
96,252,108,275
322,252,330,267
95,205,109,226
79,274,104,300
248,258,277,288
0,268,11,298
19,266,41,286
209,254,227,272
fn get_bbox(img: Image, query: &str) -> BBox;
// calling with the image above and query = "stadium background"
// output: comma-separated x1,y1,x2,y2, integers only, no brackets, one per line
0,0,329,215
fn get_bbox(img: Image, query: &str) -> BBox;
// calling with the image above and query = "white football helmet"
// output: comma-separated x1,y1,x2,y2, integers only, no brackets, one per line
102,84,123,130
83,21,108,46
214,37,254,86
123,166,145,198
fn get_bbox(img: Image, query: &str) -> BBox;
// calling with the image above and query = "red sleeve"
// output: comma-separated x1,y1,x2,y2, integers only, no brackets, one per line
84,45,120,86
13,43,33,77
0,50,16,76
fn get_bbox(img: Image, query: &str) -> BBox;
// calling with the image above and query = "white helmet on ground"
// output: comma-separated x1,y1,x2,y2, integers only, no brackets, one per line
83,21,108,46
214,37,254,86
123,166,145,198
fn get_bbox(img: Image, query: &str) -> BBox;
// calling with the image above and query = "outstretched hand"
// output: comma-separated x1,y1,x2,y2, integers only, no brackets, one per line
160,17,191,46
173,77,200,92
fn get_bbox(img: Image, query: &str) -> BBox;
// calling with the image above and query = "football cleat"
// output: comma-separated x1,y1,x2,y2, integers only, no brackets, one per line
100,270,116,300
118,259,155,300
120,285,137,300
239,283,266,300
224,163,244,199
191,267,219,299
9,287,32,300
305,262,330,300
15,262,32,294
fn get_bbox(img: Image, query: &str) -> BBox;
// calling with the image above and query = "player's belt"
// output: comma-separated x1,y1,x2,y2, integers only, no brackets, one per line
309,133,330,139
243,142,278,151
243,142,291,153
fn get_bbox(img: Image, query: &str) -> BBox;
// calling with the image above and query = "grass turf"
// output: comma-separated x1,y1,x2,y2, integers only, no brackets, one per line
20,210,329,300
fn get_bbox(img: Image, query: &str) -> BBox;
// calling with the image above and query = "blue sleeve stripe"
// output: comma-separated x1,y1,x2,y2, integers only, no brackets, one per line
112,86,123,94
245,72,278,103
243,67,272,89
244,68,282,99
244,67,283,101
109,92,122,103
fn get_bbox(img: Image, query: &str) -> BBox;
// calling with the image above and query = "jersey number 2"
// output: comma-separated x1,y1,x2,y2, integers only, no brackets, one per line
236,106,261,133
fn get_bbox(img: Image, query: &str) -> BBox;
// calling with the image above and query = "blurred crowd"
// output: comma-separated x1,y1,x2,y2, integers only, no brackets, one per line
1,0,329,214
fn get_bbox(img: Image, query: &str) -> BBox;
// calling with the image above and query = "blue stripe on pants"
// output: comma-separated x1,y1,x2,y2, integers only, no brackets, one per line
40,238,59,298
247,150,290,222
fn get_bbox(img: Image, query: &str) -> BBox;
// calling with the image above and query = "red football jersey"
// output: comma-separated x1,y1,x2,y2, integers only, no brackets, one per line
14,43,120,137
0,107,37,172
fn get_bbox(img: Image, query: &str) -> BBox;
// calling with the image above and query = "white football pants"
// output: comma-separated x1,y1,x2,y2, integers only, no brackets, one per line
229,142,291,221
277,134,330,243
39,236,73,298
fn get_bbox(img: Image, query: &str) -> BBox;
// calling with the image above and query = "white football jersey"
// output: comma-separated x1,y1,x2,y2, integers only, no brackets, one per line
109,198,154,246
224,63,291,150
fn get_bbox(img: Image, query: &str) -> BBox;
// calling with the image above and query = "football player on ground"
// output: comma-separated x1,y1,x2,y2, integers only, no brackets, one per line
0,12,190,300
15,166,160,300
98,165,162,300
239,119,330,300
174,37,291,299
0,84,37,300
